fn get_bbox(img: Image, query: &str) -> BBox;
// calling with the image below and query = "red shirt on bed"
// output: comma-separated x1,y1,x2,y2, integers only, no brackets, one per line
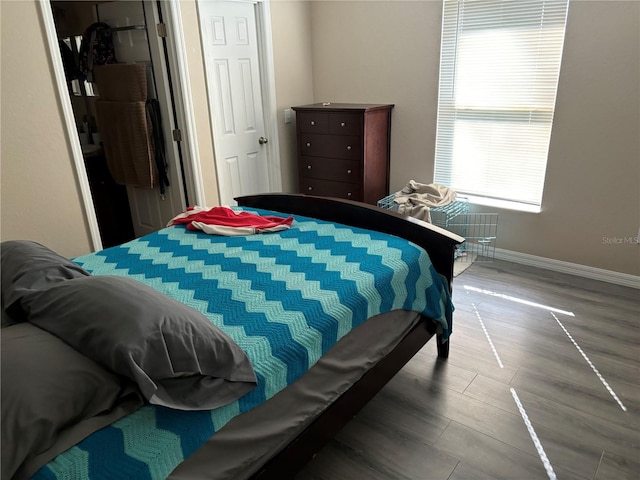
167,206,294,236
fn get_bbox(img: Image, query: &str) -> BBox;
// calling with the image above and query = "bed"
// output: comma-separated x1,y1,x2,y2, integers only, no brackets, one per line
1,194,463,480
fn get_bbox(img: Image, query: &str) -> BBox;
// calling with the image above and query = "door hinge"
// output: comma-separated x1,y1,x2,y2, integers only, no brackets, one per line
172,129,182,142
156,23,168,38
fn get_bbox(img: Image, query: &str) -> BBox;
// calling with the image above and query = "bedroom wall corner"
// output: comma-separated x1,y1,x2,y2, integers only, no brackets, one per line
0,0,92,258
270,0,315,193
308,0,444,193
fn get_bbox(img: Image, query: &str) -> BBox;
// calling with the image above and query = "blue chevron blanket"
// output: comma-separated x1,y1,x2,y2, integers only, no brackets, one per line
33,208,453,480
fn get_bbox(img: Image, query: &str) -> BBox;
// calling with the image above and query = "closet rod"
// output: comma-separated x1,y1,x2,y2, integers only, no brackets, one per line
112,25,146,32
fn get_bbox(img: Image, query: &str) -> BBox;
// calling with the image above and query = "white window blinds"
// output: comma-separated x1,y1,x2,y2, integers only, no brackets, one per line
434,0,570,209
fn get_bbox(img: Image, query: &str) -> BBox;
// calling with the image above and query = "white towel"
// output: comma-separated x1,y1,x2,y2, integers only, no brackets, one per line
393,181,457,223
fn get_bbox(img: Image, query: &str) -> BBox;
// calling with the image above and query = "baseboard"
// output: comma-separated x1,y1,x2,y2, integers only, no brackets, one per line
493,248,640,289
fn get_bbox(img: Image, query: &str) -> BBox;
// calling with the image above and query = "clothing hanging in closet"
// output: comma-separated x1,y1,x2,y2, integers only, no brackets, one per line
93,63,169,193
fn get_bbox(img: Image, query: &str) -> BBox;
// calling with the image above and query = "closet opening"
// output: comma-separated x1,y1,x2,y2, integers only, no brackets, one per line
49,0,188,248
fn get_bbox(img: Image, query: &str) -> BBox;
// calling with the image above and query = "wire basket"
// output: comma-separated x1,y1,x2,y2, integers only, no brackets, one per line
376,193,399,211
443,212,498,262
377,193,498,262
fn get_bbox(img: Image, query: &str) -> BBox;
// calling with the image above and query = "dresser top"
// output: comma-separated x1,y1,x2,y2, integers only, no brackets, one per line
292,103,394,112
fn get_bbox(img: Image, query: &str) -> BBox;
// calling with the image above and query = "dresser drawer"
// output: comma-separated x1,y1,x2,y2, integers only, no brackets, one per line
297,112,329,134
297,112,363,135
300,157,361,183
300,133,361,159
328,113,362,136
300,178,362,201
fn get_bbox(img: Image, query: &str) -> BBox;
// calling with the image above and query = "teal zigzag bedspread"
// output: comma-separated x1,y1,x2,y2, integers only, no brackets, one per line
34,208,453,480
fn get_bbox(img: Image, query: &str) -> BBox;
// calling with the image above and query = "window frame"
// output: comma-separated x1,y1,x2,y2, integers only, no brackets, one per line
433,0,571,212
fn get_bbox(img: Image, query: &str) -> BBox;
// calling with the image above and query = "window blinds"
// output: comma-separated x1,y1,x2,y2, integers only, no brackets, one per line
434,0,570,208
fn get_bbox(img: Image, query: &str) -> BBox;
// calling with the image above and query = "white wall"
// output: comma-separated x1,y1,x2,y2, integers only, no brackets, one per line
270,0,315,193
1,0,92,258
307,0,640,275
2,0,638,276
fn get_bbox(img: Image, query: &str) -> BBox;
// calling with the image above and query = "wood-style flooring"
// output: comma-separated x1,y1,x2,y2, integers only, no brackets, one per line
296,260,640,480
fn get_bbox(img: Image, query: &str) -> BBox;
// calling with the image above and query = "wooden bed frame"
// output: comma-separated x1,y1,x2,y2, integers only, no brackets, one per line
235,194,464,479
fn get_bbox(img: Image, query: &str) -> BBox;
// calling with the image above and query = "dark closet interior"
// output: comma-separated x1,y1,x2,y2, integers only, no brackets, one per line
51,1,136,248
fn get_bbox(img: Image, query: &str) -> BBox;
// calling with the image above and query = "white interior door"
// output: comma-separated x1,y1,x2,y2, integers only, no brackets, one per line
198,0,271,206
97,0,186,237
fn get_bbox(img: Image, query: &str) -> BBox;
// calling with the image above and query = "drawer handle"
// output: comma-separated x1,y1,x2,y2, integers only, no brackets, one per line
346,145,352,151
347,169,352,174
347,192,352,197
306,142,311,147
308,186,313,191
307,165,312,170
310,121,315,126
340,122,346,127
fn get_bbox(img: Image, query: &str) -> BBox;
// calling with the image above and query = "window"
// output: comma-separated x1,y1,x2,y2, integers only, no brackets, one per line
434,0,570,211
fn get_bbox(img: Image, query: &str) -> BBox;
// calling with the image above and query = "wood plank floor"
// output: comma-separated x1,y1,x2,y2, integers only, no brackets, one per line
296,260,640,480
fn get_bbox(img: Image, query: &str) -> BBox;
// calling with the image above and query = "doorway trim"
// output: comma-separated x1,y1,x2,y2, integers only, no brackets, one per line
40,0,280,250
255,0,283,192
39,0,207,251
40,0,103,250
161,1,208,208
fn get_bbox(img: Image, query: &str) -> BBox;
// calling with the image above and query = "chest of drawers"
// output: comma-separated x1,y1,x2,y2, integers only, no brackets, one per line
291,103,393,205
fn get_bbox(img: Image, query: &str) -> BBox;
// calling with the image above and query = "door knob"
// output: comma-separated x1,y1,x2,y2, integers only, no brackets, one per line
259,137,268,145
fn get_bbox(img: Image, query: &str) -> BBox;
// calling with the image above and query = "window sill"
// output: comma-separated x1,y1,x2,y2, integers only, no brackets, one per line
460,194,541,213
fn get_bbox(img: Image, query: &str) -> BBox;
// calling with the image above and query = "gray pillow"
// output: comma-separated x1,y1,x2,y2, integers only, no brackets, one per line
1,240,90,326
1,323,143,480
22,275,258,411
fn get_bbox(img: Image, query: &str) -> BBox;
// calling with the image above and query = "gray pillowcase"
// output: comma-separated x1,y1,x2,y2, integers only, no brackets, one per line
1,240,90,326
1,323,143,480
22,275,258,411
